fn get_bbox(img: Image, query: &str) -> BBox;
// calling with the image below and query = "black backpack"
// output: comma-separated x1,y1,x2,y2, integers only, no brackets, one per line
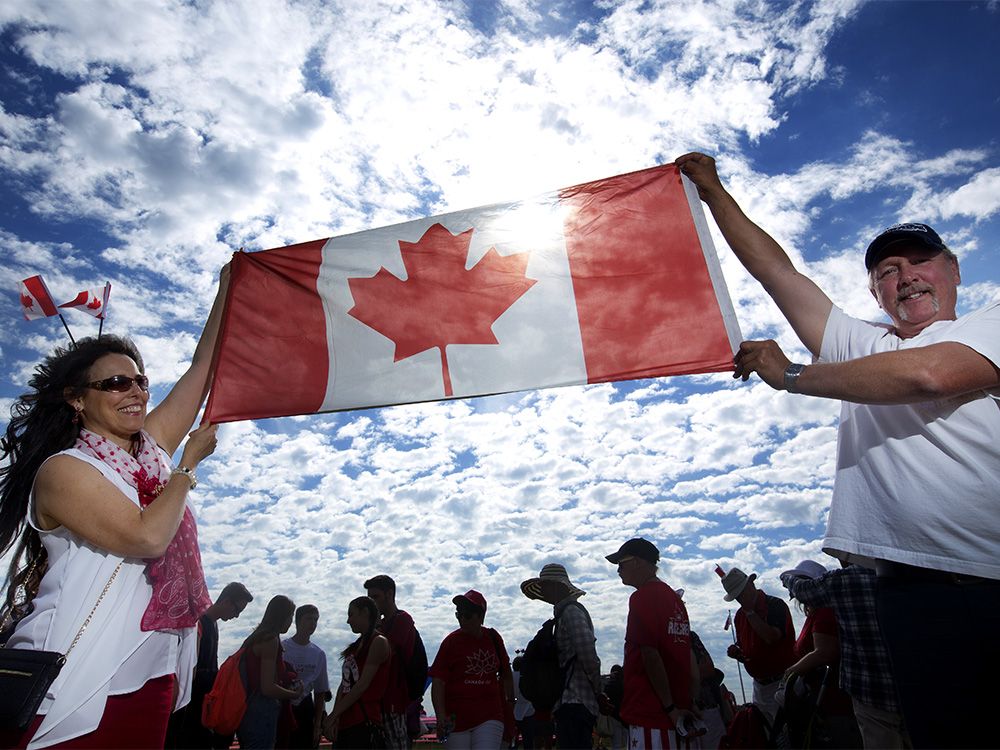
382,612,429,702
518,604,580,712
403,628,429,701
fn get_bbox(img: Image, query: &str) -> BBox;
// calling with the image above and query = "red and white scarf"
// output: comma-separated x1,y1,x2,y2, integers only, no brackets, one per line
74,428,212,631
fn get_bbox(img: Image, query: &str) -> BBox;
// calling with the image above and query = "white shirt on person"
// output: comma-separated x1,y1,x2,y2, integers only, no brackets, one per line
281,637,330,706
820,301,1000,579
8,449,198,749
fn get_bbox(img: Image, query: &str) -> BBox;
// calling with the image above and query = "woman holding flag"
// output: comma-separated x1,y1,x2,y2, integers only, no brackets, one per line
0,266,230,749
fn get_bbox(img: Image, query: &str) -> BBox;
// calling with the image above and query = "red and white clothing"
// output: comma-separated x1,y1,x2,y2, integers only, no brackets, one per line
429,628,509,733
627,724,701,750
1,674,176,750
7,449,198,749
339,638,392,730
621,579,691,732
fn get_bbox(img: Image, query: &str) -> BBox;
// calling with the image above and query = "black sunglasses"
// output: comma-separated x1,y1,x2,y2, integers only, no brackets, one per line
86,374,150,393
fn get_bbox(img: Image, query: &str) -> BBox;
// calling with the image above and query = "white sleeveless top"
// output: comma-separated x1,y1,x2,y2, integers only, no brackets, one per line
8,448,198,749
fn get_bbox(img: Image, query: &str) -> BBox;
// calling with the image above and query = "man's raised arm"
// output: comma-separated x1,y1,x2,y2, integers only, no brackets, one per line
675,152,833,356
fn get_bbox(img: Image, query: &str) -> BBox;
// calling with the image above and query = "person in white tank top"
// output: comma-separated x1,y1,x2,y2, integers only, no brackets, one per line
0,265,230,750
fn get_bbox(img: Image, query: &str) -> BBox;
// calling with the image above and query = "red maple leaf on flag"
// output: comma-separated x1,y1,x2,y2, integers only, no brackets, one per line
86,295,102,310
20,293,34,311
348,222,537,397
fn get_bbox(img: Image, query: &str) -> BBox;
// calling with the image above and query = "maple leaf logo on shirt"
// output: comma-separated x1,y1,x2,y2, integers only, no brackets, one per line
465,648,499,677
347,223,536,397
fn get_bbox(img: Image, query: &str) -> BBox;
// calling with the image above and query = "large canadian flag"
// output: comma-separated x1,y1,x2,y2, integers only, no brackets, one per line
204,164,741,423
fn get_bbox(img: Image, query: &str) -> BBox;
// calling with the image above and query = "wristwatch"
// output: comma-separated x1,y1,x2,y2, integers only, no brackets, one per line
171,466,198,489
783,363,806,393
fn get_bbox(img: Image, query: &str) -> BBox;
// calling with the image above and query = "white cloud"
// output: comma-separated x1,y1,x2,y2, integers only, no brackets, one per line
936,168,1000,221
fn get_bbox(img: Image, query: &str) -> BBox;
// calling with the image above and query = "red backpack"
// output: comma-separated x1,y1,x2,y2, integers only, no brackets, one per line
202,647,248,734
723,703,774,749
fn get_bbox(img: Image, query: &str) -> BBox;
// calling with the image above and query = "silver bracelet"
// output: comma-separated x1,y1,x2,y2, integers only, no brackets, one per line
171,466,198,489
783,363,806,393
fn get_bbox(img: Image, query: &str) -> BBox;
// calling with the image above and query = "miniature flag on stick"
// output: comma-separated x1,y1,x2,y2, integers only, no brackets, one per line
60,282,111,337
205,163,742,423
724,612,732,631
19,274,76,344
59,283,111,319
19,275,59,321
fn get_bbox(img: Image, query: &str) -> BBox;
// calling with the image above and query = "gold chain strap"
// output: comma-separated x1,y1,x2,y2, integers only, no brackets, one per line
64,561,124,658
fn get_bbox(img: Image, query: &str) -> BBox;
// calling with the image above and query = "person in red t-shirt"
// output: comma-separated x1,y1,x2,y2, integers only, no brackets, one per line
721,567,795,726
430,590,514,749
782,561,861,748
606,538,700,750
324,596,392,749
365,574,421,749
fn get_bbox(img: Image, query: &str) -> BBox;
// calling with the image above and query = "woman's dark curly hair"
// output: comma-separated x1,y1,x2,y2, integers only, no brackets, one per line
0,335,144,627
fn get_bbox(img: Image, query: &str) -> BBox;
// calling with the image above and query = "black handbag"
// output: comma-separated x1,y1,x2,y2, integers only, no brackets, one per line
0,561,123,731
0,649,67,730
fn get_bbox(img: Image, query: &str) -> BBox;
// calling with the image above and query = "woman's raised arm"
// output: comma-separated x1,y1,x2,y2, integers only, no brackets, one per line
146,263,230,454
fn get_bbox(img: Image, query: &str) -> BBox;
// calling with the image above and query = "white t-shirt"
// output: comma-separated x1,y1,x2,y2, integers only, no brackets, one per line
281,637,330,706
10,449,197,749
820,302,1000,579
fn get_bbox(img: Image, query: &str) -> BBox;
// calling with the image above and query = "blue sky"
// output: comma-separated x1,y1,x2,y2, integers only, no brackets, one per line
2,0,999,698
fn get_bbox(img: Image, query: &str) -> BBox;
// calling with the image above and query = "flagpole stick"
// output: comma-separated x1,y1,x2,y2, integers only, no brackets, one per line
98,316,104,339
59,314,76,346
730,609,747,704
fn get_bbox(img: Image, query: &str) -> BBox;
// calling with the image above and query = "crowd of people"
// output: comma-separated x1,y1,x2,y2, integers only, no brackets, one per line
0,149,996,750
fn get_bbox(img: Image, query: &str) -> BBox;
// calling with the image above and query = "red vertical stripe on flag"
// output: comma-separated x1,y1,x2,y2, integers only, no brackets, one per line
23,275,59,317
204,241,330,423
560,165,733,383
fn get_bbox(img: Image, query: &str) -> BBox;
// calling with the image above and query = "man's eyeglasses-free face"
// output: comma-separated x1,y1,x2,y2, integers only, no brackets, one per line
86,374,150,393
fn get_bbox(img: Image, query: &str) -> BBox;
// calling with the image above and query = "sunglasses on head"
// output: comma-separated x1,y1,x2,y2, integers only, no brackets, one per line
86,374,150,393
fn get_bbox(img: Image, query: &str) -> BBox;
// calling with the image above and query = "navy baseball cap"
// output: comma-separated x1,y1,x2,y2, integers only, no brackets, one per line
606,537,660,565
864,223,947,270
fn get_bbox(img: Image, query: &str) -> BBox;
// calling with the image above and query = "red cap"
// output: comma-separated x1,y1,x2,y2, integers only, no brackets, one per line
453,589,487,614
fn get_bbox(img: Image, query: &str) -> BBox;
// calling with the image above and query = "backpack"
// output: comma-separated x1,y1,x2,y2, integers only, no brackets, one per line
518,604,580,712
723,703,773,749
201,647,248,735
403,628,429,701
384,612,430,702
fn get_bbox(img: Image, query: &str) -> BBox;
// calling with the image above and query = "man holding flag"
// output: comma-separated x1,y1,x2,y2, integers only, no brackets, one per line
676,152,1000,748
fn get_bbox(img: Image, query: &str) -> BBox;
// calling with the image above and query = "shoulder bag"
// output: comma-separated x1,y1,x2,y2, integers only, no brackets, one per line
0,561,123,730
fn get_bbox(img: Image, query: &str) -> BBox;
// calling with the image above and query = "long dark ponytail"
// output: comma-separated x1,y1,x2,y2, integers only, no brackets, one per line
341,595,380,660
241,595,296,650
